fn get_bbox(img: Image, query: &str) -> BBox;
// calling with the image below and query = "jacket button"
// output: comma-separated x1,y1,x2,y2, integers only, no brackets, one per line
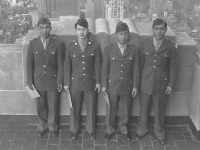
121,64,123,67
121,77,123,79
44,71,46,73
153,66,155,68
155,54,157,56
72,78,74,79
83,68,85,69
82,55,84,57
121,71,123,73
82,62,85,64
44,65,46,67
83,74,85,76
113,58,114,60
154,60,156,62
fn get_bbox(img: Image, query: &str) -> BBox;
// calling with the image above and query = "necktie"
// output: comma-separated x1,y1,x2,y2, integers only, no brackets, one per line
156,42,160,51
120,45,125,55
43,40,47,50
80,42,86,52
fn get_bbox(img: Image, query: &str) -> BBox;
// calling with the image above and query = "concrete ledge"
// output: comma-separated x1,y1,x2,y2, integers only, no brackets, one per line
0,115,189,126
188,117,200,141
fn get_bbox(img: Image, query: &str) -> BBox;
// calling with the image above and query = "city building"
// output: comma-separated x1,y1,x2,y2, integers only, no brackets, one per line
85,0,94,19
37,0,80,18
150,0,164,16
28,9,38,27
106,0,124,20
164,0,173,13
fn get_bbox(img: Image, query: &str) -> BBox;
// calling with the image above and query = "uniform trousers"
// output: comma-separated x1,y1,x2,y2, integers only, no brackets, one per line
70,89,97,134
36,89,59,131
137,92,167,140
106,93,132,134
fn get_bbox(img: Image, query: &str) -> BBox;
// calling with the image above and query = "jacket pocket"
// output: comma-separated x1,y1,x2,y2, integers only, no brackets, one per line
109,55,120,60
33,51,42,62
70,53,80,65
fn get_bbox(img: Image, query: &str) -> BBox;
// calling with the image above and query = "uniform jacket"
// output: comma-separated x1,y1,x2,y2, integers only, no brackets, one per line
64,39,101,91
101,42,140,95
140,36,178,95
26,36,65,91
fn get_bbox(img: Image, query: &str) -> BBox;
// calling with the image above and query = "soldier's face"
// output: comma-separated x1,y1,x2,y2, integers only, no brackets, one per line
38,24,51,39
76,25,89,39
153,24,167,40
116,31,129,44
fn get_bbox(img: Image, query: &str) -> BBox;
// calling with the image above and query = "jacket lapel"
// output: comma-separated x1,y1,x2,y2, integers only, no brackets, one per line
73,39,83,54
113,42,122,57
123,43,132,57
147,37,156,53
35,37,45,51
84,40,92,54
45,36,55,52
156,37,168,53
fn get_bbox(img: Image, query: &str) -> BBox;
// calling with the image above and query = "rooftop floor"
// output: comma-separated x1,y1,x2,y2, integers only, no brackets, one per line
0,124,199,150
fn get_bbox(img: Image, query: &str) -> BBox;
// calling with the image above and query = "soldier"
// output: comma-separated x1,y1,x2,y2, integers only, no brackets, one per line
136,18,178,145
101,21,140,141
64,18,101,140
26,17,65,137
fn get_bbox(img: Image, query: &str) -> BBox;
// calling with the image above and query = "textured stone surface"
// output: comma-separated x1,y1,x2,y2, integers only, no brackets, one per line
0,46,23,90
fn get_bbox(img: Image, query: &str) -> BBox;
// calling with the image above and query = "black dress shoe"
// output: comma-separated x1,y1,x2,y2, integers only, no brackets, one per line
89,132,96,139
37,130,46,137
159,138,166,145
50,130,58,137
105,132,113,140
135,134,144,140
123,133,131,141
71,132,78,140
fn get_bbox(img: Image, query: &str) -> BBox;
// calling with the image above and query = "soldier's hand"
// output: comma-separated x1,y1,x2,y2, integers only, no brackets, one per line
95,83,101,93
132,88,137,97
64,85,69,91
101,87,107,93
166,86,172,94
57,84,63,92
28,84,34,90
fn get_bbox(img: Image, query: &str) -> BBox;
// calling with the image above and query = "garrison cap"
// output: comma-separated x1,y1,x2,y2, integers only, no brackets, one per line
116,21,129,32
37,17,51,26
75,18,88,29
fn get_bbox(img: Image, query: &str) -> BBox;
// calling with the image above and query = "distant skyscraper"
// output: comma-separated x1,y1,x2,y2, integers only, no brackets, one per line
94,0,105,19
123,0,129,7
85,0,94,19
164,1,173,13
106,0,124,20
37,0,80,18
150,0,164,16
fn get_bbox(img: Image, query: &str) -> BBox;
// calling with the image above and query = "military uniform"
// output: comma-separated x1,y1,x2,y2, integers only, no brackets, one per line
101,42,140,135
137,36,178,140
26,35,65,131
64,39,101,135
